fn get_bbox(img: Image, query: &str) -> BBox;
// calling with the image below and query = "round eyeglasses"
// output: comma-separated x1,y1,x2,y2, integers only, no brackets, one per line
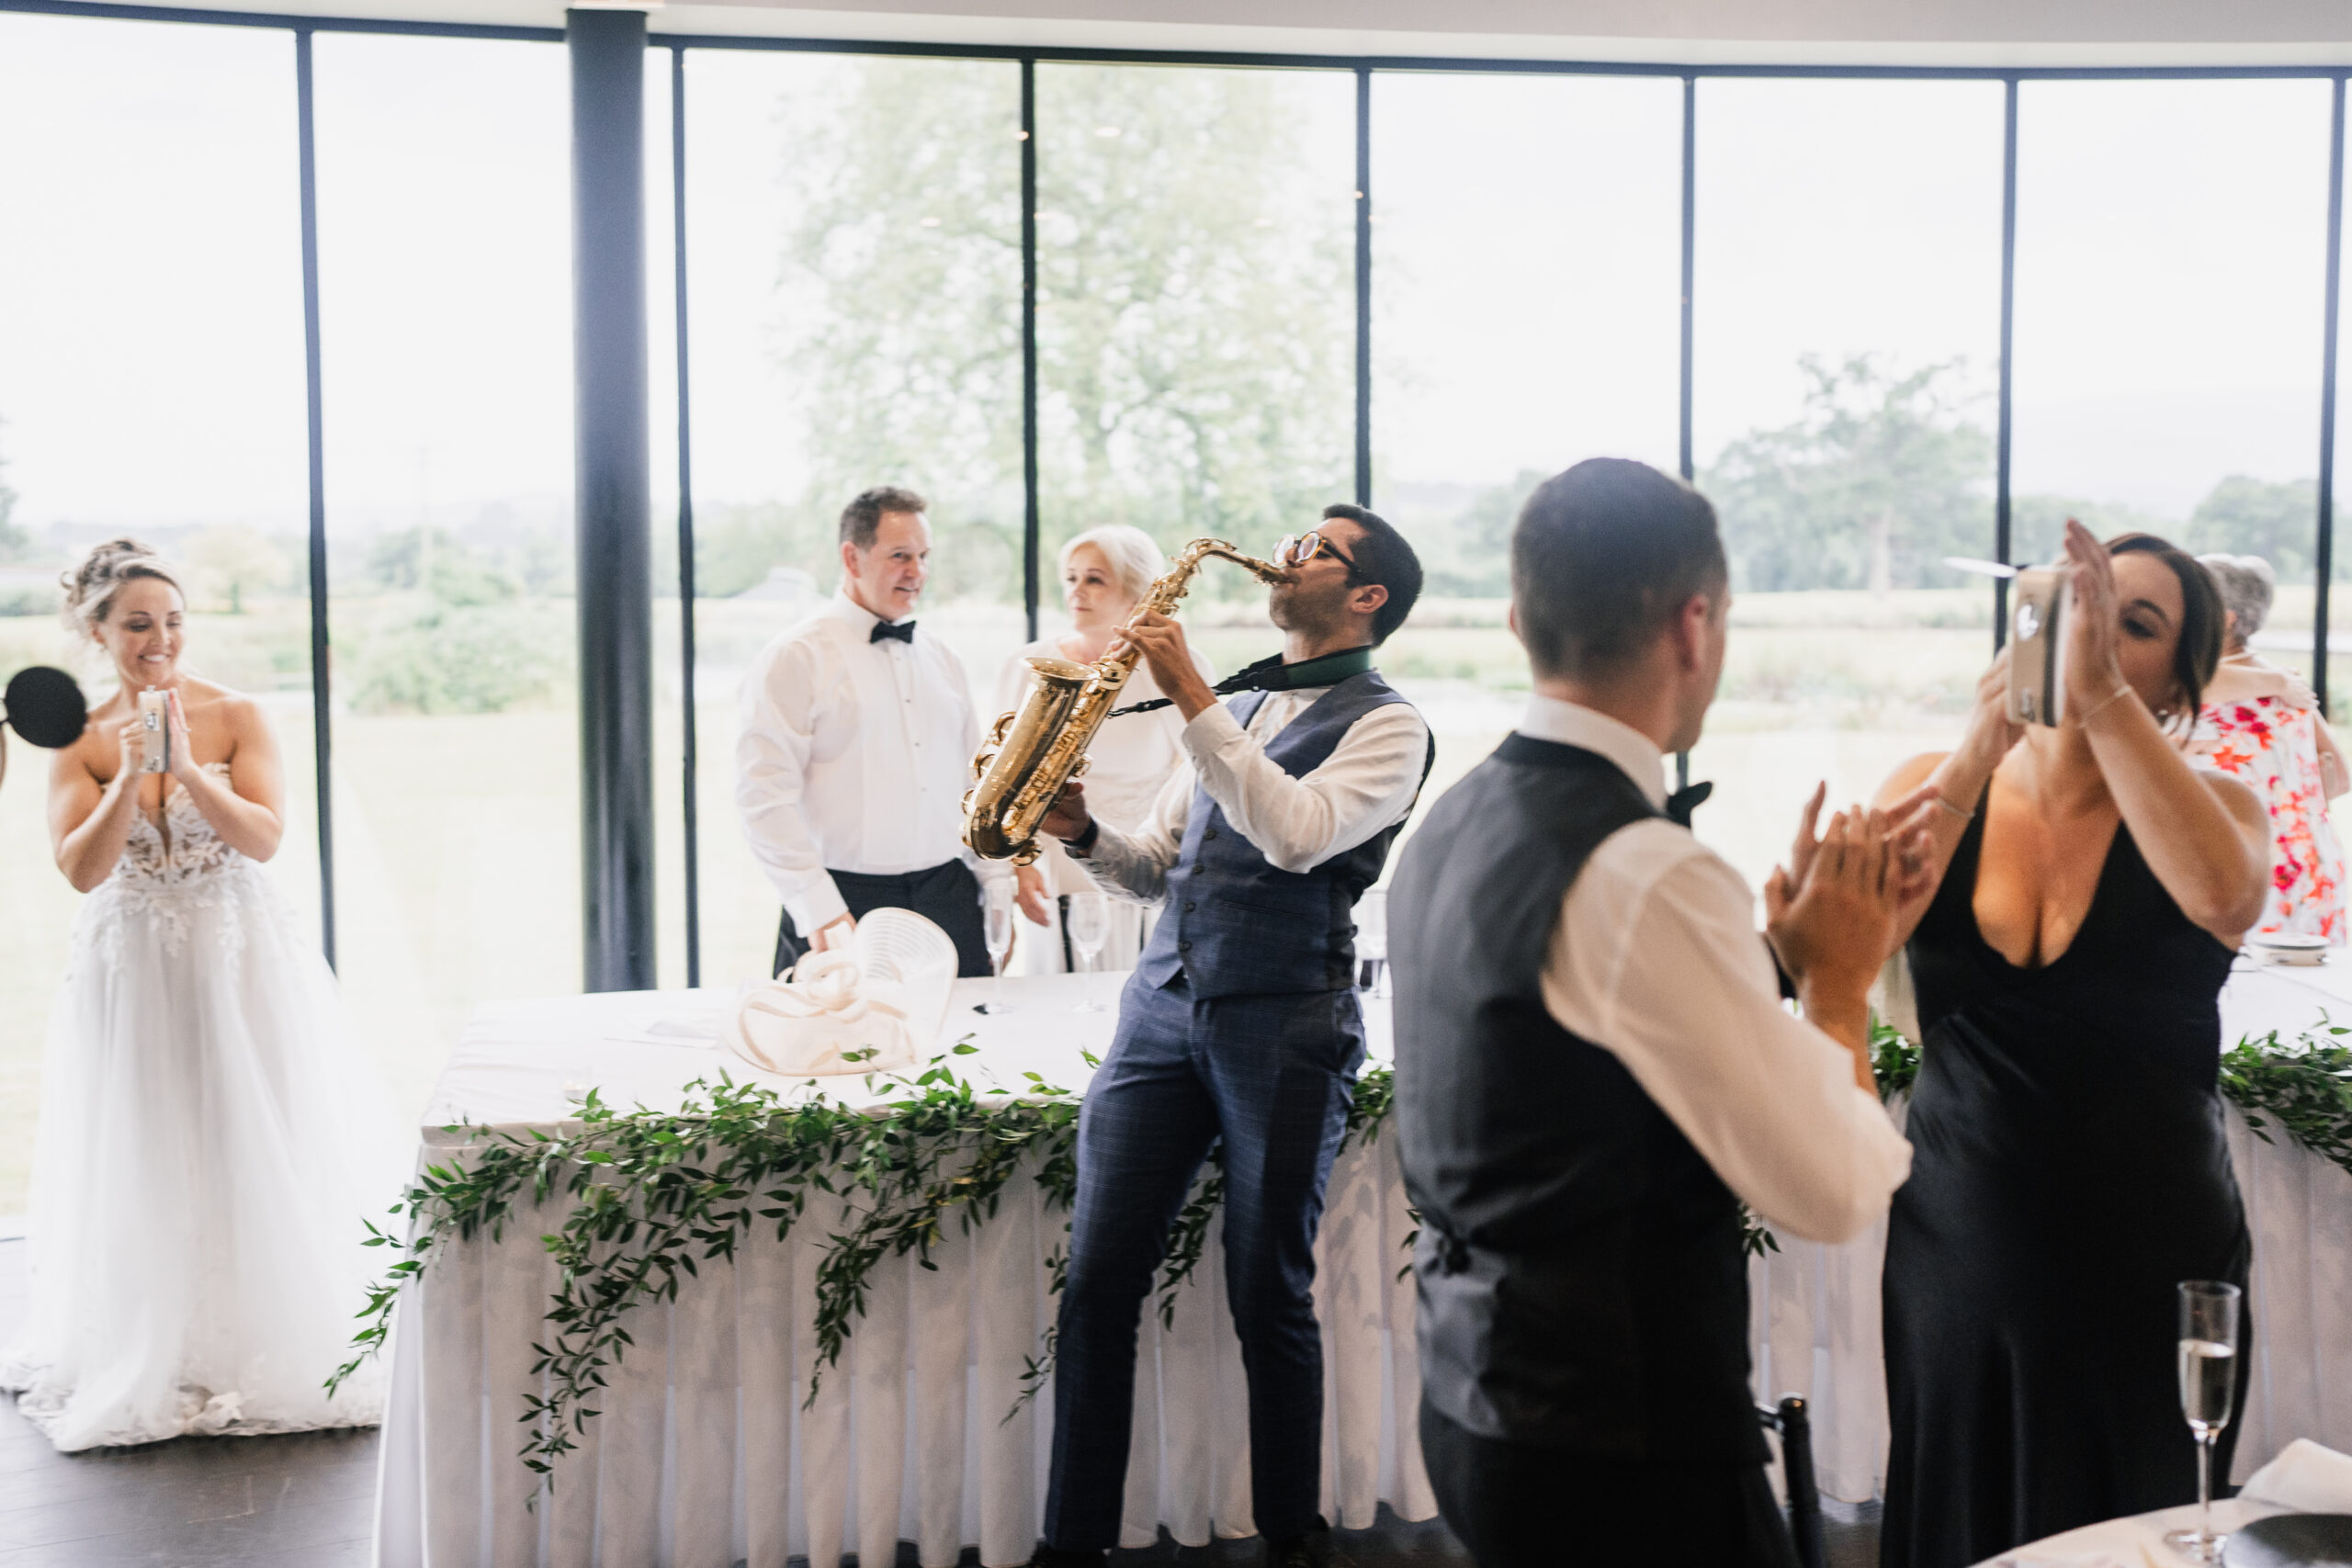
1272,530,1360,572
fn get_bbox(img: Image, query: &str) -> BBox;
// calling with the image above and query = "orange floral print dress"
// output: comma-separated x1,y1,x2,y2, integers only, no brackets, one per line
2192,655,2349,944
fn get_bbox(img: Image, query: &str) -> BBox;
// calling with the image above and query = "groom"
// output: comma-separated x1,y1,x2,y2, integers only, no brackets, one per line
1388,458,1918,1567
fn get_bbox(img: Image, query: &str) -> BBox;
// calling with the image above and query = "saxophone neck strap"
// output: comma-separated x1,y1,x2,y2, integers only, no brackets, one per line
1109,645,1376,718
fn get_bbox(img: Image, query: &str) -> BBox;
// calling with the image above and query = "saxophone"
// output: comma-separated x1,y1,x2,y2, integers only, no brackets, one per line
963,537,1289,864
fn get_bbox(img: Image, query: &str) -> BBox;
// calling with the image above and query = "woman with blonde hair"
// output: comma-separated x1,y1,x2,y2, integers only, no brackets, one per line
2191,551,2347,942
2,539,400,1451
993,525,1214,974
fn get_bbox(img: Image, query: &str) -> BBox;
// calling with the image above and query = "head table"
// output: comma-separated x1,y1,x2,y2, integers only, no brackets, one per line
372,964,2352,1568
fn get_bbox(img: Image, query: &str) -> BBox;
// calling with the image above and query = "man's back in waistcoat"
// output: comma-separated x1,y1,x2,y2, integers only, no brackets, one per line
1388,733,1764,1466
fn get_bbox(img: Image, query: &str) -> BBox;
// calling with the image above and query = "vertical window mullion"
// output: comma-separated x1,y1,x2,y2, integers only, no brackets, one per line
295,24,336,970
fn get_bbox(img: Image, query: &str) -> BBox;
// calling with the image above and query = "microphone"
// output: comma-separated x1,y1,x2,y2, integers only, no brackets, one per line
2,666,91,749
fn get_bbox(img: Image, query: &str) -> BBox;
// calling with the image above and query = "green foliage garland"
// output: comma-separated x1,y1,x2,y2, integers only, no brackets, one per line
2222,1020,2352,1173
336,1015,2352,1489
334,1048,1400,1483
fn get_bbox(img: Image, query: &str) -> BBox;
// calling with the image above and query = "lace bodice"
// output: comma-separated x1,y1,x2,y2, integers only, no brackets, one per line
116,762,245,890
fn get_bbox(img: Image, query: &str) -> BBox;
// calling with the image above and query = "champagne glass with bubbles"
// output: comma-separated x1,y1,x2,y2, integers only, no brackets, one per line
984,878,1016,1013
2165,1279,2243,1563
1067,891,1109,1011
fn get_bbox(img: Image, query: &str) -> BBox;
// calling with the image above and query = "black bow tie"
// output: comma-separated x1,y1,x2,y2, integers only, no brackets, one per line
1666,781,1713,828
870,619,916,645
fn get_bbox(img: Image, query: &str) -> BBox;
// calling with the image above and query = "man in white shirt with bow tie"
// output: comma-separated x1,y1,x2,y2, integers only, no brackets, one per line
735,485,1011,977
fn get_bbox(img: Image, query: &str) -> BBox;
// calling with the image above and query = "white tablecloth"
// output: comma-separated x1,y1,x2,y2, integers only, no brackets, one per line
1753,959,2352,1503
375,964,2352,1563
373,973,1431,1568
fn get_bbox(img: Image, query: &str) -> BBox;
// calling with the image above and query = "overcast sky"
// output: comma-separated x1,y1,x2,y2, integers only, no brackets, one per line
1,9,2344,545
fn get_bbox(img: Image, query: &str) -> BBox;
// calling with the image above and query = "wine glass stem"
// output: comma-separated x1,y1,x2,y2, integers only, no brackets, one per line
2197,1432,2212,1548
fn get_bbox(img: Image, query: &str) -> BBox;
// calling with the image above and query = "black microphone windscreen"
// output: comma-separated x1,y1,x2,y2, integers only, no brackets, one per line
4,666,89,750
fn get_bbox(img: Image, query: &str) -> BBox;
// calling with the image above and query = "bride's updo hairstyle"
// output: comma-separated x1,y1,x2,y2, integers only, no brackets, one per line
2105,531,2223,733
61,538,182,639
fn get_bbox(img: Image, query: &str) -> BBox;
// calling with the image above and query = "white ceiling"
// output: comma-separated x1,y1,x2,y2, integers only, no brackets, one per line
121,0,2352,65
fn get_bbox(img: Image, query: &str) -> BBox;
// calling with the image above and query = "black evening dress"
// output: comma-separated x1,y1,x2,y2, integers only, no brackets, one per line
1881,812,2251,1568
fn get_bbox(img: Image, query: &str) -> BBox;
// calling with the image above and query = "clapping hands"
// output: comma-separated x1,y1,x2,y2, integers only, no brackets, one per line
1764,783,1940,994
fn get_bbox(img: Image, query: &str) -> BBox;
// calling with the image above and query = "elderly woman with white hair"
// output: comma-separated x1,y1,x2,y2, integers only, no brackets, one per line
2192,552,2349,942
994,525,1216,974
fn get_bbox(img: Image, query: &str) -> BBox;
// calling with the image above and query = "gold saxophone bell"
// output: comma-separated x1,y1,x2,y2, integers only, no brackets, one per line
963,538,1288,864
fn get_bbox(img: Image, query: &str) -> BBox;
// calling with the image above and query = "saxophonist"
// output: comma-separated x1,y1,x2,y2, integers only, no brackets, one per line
1030,505,1430,1568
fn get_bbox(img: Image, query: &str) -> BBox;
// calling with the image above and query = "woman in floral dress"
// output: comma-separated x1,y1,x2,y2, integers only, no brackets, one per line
2193,554,2348,942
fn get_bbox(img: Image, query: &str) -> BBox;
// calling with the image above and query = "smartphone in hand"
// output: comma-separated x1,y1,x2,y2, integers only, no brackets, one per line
137,688,171,774
2007,567,2069,728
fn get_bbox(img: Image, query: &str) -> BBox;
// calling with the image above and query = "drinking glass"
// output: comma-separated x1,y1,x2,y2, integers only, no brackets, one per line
2165,1279,2243,1563
1067,891,1109,1010
1355,887,1389,997
984,878,1016,1013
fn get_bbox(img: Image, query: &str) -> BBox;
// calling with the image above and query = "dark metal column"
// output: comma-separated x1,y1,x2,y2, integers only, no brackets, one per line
1354,66,1373,508
569,6,655,991
670,41,700,987
295,27,336,969
1021,59,1040,643
1995,78,2019,650
1678,73,1696,485
1676,73,1696,795
2316,75,2345,716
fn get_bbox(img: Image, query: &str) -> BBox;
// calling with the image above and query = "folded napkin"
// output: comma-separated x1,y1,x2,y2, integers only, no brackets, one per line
729,949,919,1077
726,909,957,1079
2242,1439,2352,1514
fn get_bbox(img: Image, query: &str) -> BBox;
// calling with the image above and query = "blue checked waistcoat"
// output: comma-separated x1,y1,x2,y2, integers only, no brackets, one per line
1133,671,1425,1001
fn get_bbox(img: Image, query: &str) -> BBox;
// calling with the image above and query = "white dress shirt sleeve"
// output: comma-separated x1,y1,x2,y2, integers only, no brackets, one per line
1073,761,1193,904
735,633,850,933
1181,700,1430,874
1541,820,1913,1245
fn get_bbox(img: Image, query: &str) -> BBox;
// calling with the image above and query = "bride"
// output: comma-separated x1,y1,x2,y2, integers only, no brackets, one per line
1,539,401,1451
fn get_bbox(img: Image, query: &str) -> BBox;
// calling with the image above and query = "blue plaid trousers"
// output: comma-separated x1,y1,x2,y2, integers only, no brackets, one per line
1042,969,1364,1550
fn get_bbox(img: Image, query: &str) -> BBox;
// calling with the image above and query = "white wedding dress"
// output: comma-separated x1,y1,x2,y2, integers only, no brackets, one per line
1,764,402,1451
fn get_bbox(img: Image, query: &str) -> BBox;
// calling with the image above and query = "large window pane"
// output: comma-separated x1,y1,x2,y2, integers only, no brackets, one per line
682,51,1023,987
2013,80,2334,716
1371,71,1683,831
1686,79,2007,892
313,33,575,1118
0,15,309,1213
1035,62,1353,666
1374,73,1682,525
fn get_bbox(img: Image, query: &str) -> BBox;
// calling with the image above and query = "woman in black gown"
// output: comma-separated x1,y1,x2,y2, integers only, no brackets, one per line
1872,523,2271,1568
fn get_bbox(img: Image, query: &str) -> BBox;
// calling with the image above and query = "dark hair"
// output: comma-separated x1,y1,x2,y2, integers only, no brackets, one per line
1510,458,1728,679
1318,502,1422,644
2108,531,2223,728
839,486,929,549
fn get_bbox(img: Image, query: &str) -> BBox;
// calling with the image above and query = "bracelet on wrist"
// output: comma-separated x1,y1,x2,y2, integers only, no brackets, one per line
1069,818,1101,856
1930,795,1974,822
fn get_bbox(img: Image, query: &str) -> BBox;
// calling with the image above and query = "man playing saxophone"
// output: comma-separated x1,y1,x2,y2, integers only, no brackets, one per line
1028,504,1430,1568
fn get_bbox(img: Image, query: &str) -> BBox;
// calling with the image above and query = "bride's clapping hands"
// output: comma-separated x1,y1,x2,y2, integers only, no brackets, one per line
162,688,198,780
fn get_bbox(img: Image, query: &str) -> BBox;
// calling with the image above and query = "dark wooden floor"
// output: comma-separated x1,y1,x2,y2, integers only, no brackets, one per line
0,1238,1876,1566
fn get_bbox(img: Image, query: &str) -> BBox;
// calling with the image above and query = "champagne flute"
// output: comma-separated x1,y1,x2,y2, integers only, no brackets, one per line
1355,887,1389,997
2165,1279,2243,1564
984,877,1016,1013
1067,890,1109,1010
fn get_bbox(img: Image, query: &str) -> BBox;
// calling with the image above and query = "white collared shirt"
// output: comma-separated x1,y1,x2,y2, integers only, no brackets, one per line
1523,694,1913,1245
734,589,1006,932
1080,681,1431,903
